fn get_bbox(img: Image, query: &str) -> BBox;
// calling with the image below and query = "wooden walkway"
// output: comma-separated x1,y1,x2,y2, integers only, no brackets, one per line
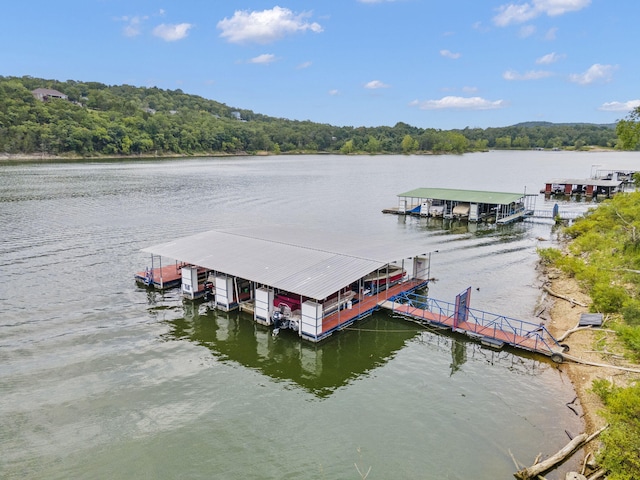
319,279,428,337
134,263,184,290
380,293,565,361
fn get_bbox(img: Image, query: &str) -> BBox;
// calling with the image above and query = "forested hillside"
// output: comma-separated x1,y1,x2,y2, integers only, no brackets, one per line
0,76,619,157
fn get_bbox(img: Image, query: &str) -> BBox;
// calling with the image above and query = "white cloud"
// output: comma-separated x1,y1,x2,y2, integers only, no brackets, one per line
599,100,640,112
411,96,507,110
493,3,538,26
519,25,536,37
248,54,277,65
118,10,166,38
296,61,312,69
503,69,553,80
365,80,390,89
536,0,591,16
494,0,591,27
440,49,461,59
217,6,323,44
118,15,148,37
536,52,564,64
472,21,491,33
569,63,616,85
544,27,558,40
152,23,193,41
462,86,478,93
328,89,340,96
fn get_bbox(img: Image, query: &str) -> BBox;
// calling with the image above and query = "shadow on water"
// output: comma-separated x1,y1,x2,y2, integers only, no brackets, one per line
161,297,555,398
163,303,421,398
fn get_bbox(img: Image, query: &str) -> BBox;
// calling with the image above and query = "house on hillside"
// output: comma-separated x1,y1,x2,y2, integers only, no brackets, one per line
32,88,68,101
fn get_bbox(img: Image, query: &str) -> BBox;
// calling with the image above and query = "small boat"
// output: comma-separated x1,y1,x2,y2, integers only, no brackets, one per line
272,303,301,336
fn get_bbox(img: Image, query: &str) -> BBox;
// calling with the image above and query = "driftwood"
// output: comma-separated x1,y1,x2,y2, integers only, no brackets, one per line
557,322,592,342
586,469,607,480
514,426,608,480
563,353,640,374
565,473,587,480
542,284,588,307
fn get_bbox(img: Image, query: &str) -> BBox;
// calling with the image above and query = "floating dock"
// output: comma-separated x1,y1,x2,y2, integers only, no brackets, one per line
542,169,638,197
139,226,432,342
542,178,622,197
381,289,567,362
134,256,185,290
383,187,536,224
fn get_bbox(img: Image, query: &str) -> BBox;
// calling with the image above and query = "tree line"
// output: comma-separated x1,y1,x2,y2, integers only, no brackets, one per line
0,75,621,157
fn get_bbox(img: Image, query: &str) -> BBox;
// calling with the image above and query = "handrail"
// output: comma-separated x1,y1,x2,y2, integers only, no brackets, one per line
391,292,561,353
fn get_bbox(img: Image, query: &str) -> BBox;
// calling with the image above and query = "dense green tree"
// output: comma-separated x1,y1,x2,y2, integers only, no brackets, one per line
365,135,381,153
512,135,530,149
0,76,619,157
401,134,418,154
616,106,640,150
495,136,512,148
340,139,355,154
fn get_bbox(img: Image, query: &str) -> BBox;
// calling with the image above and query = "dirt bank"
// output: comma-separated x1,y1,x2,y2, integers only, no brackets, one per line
538,264,640,453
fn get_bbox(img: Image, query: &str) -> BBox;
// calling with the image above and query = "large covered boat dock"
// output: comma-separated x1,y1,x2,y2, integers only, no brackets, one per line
140,226,432,342
383,187,536,224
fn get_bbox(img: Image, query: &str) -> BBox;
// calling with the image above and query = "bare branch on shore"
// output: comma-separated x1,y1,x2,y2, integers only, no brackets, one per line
542,284,588,307
513,425,608,480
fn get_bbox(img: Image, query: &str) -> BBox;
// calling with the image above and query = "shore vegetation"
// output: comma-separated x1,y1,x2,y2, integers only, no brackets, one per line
0,75,619,159
538,188,640,479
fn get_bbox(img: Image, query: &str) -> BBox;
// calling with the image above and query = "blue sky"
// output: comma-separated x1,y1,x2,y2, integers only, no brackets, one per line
1,1,638,129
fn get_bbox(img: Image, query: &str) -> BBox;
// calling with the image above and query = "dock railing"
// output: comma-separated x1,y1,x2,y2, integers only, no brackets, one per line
533,209,585,220
392,292,562,356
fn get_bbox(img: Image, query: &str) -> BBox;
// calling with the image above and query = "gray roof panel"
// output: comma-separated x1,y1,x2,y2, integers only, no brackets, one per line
142,226,429,300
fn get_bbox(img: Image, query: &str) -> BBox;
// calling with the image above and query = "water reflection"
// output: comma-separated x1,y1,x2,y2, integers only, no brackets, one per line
411,323,549,378
164,302,421,397
164,299,550,398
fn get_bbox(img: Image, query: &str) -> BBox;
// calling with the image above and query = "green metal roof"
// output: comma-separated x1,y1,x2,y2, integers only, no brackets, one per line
398,188,524,205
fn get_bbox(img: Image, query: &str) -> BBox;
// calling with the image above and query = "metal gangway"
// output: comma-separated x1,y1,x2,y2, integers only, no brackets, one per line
383,289,567,362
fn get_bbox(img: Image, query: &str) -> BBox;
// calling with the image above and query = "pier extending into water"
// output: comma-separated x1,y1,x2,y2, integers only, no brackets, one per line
381,289,567,362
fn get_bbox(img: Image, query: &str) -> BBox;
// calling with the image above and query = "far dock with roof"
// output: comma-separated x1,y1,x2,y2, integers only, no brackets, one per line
542,178,622,198
383,187,536,224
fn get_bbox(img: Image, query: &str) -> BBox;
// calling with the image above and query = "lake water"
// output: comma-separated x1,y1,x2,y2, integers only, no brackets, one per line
2,150,639,479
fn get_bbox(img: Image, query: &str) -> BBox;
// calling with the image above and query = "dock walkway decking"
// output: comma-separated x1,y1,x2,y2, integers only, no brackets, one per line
319,279,428,337
134,263,184,290
380,291,565,361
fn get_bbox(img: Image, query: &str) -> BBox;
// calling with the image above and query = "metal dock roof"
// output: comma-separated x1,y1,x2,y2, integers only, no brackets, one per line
546,178,622,187
397,188,525,205
141,226,430,301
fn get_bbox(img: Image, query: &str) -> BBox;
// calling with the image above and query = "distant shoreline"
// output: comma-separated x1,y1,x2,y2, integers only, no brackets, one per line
0,147,619,163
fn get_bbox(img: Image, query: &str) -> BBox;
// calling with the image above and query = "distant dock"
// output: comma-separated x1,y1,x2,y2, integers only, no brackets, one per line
383,187,536,224
542,169,637,198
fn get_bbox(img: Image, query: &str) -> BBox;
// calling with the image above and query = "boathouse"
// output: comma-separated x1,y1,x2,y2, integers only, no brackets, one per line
383,188,536,224
140,226,432,342
543,178,622,197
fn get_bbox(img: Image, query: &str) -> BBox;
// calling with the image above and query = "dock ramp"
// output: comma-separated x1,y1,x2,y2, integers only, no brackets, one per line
381,291,566,362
